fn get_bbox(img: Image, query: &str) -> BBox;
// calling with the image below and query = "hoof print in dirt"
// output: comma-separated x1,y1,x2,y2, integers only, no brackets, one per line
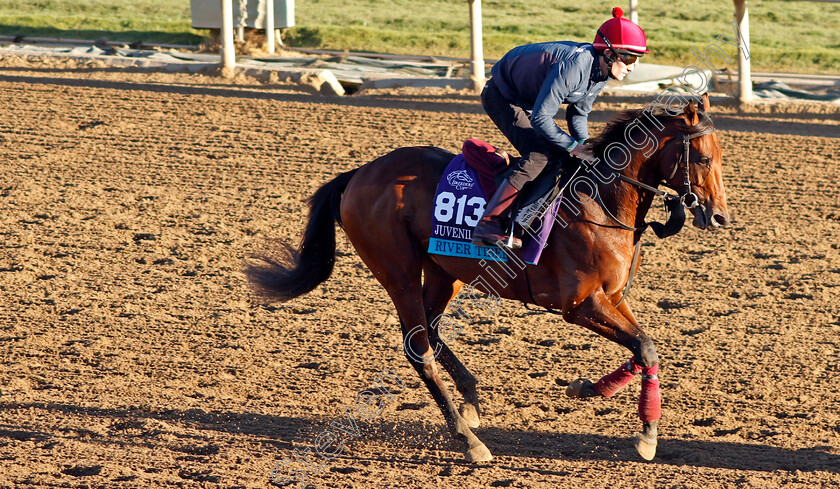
78,120,106,131
133,233,156,242
490,480,515,487
178,469,220,483
396,402,428,411
62,465,103,477
656,298,687,310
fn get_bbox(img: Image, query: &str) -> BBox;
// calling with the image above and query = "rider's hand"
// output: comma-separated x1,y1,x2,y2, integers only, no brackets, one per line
569,144,596,162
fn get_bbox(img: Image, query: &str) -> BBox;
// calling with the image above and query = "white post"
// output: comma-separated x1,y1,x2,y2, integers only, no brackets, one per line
265,0,276,53
236,0,247,41
734,0,752,103
221,0,235,77
629,0,640,66
468,0,485,92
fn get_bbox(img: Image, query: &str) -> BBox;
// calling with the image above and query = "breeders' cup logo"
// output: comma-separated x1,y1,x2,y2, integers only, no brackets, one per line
446,170,474,191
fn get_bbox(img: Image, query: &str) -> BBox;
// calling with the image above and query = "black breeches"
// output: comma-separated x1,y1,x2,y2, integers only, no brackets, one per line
481,78,564,190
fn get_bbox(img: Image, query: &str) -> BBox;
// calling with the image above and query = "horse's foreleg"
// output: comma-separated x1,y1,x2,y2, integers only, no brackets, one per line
563,292,660,460
566,358,640,398
569,357,660,459
635,364,660,460
612,297,661,459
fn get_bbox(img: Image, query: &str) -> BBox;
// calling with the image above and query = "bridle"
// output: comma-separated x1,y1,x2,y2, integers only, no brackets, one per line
593,124,717,306
667,126,717,210
594,125,717,237
526,123,718,313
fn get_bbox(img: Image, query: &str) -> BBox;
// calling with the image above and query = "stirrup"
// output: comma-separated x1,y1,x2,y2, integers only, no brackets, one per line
471,218,522,249
473,235,522,249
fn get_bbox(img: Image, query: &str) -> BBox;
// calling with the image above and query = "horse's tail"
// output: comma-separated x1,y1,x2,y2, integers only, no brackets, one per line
245,168,358,302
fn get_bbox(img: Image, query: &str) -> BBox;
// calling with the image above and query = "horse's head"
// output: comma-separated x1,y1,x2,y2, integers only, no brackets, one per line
657,94,731,230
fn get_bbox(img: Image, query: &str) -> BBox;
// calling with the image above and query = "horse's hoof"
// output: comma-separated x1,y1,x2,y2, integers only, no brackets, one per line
565,378,598,398
465,443,493,463
634,433,657,461
459,403,480,428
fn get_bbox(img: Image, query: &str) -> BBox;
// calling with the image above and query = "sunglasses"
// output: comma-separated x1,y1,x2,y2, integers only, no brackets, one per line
597,30,640,65
616,53,638,65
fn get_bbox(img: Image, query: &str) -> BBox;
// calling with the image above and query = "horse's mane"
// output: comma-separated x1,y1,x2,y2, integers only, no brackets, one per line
592,107,714,159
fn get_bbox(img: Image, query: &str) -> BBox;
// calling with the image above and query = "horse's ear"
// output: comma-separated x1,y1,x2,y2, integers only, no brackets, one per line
699,92,712,113
684,100,700,125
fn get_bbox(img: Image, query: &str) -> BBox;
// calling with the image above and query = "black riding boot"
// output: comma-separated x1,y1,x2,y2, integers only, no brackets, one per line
471,179,522,249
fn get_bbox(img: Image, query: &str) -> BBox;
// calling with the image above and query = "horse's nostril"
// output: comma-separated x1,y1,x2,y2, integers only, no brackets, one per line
713,214,729,227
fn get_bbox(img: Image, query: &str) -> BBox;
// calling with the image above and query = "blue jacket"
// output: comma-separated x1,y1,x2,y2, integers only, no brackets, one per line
491,41,608,151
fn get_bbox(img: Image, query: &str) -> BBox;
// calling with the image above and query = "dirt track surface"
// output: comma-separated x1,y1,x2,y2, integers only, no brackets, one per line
1,57,840,488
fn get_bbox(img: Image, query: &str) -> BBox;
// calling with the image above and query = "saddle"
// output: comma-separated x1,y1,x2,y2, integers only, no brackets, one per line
461,139,574,231
507,158,572,229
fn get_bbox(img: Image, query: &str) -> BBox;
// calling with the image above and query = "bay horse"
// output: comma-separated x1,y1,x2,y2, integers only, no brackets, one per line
246,94,730,462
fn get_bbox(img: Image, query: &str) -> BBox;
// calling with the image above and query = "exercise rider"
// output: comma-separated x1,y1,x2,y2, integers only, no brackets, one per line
472,7,649,249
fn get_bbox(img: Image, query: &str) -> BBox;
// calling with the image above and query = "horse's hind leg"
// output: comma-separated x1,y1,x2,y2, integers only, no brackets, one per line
394,284,491,462
346,233,491,462
421,262,482,428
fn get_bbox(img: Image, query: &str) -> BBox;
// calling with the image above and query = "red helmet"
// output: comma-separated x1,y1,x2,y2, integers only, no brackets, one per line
593,7,650,55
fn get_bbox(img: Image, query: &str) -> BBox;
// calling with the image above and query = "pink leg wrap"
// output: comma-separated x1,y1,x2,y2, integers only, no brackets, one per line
638,365,661,423
593,359,642,398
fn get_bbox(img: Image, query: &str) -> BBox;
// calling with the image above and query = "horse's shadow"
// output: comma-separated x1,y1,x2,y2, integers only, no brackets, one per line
477,426,840,474
366,420,840,474
2,401,837,474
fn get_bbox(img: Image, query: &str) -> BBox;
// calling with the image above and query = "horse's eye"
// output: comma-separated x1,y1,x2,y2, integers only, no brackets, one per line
699,157,711,166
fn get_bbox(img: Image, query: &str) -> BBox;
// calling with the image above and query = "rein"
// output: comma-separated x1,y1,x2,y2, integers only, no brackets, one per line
594,126,716,238
594,126,716,306
524,124,717,313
